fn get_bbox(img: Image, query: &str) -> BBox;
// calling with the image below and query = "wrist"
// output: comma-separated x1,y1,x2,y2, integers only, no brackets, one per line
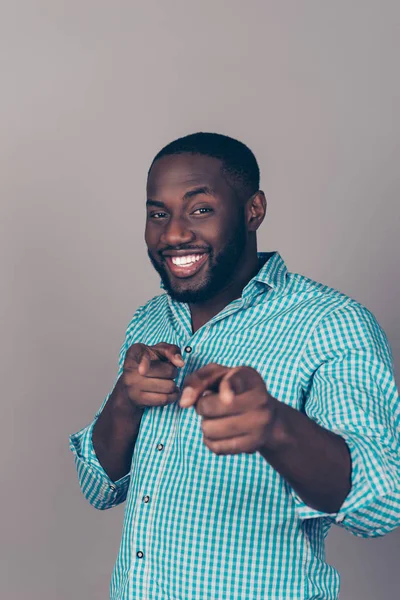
109,377,144,419
259,396,295,454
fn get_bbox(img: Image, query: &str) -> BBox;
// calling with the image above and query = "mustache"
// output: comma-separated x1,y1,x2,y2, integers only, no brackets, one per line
159,245,211,256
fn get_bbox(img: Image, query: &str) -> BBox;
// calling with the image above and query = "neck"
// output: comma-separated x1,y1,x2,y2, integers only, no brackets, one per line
189,247,260,333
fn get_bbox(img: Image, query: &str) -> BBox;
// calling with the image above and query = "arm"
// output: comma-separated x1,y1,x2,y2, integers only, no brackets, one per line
70,305,143,509
258,399,351,514
181,364,350,514
92,342,183,482
292,302,400,534
70,309,184,509
181,302,400,534
92,377,144,482
69,334,137,510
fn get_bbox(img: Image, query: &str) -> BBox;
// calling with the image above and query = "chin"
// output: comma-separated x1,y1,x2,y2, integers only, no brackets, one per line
164,279,210,303
168,285,203,302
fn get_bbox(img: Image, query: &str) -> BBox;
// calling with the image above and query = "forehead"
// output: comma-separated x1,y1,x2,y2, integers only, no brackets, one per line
147,154,229,197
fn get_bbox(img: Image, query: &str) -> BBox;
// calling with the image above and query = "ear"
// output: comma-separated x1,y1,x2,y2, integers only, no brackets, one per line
246,191,267,232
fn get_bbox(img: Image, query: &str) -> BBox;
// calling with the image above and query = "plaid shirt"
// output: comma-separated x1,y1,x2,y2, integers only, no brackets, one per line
70,252,400,600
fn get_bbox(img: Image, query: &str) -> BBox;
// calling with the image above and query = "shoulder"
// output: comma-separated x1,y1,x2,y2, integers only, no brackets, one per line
125,293,169,343
292,274,392,362
287,271,378,324
284,271,390,354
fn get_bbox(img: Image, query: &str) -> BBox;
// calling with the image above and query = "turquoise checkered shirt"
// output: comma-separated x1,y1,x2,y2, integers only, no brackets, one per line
70,252,400,600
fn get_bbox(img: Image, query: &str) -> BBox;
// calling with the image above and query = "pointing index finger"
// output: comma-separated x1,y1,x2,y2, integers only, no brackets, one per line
166,352,185,368
138,346,184,377
219,375,235,405
180,365,229,408
137,351,151,376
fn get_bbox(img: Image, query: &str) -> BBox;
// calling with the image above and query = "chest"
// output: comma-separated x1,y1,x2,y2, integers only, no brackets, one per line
141,302,314,409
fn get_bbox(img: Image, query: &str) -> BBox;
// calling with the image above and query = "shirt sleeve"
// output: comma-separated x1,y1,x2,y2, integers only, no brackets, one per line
69,303,148,510
295,300,400,537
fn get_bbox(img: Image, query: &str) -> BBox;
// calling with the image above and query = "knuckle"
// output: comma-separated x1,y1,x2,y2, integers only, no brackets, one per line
203,437,214,452
183,374,196,388
126,343,137,356
245,439,256,454
195,401,204,416
163,393,176,405
166,380,176,393
212,442,223,455
129,342,143,354
229,439,237,452
259,409,272,425
123,351,134,367
236,366,253,381
201,420,210,436
165,342,180,352
207,362,220,370
153,343,167,354
126,343,146,364
137,395,150,407
241,365,255,373
121,371,134,386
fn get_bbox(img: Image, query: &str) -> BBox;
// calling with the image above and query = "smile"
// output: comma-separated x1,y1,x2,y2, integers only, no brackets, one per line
164,253,209,278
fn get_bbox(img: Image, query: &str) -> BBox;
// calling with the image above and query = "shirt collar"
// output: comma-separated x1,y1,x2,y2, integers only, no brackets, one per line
160,251,288,297
254,251,288,289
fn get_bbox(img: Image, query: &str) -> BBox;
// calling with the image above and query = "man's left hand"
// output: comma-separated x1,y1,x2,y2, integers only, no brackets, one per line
180,363,279,455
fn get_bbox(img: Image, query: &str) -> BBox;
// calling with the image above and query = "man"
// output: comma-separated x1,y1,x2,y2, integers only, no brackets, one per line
70,132,400,600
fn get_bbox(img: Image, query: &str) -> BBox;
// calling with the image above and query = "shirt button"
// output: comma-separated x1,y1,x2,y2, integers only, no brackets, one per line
109,484,116,491
143,495,150,503
157,443,164,451
185,345,192,353
137,551,144,559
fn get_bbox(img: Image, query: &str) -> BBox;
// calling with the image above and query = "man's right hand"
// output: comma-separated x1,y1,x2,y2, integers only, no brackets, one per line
120,342,184,408
92,342,184,481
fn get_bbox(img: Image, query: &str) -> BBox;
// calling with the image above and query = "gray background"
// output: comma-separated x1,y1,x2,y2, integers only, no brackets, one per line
1,1,399,599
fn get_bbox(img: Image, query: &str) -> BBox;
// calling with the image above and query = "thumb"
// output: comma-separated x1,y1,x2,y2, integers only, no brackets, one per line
219,368,241,404
137,346,156,376
153,344,185,368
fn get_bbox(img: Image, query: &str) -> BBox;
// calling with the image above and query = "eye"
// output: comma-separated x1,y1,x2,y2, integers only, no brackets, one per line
192,207,213,216
149,211,168,219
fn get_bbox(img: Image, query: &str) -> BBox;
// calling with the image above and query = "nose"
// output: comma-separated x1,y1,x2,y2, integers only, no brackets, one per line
160,215,195,247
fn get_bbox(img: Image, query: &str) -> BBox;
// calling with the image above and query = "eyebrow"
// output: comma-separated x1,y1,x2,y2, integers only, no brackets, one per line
146,185,215,207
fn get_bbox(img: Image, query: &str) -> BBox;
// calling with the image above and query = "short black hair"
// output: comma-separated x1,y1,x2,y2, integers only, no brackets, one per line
150,132,260,200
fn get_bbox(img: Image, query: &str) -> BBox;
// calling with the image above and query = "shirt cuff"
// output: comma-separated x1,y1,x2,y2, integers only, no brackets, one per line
292,429,396,524
70,421,130,509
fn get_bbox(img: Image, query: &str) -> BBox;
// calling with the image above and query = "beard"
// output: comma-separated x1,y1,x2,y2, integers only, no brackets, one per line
147,218,248,304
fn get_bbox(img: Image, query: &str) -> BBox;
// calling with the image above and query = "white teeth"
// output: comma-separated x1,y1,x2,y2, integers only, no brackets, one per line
171,254,204,266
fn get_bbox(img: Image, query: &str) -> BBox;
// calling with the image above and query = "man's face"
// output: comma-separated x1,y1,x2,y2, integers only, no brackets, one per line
145,153,248,303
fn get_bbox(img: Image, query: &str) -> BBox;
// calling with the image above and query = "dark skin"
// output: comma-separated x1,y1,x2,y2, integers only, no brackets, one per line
93,153,351,513
145,153,264,331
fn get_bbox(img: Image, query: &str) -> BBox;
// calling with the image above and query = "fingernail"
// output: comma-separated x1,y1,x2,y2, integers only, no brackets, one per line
221,388,234,404
180,387,194,407
175,354,184,365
